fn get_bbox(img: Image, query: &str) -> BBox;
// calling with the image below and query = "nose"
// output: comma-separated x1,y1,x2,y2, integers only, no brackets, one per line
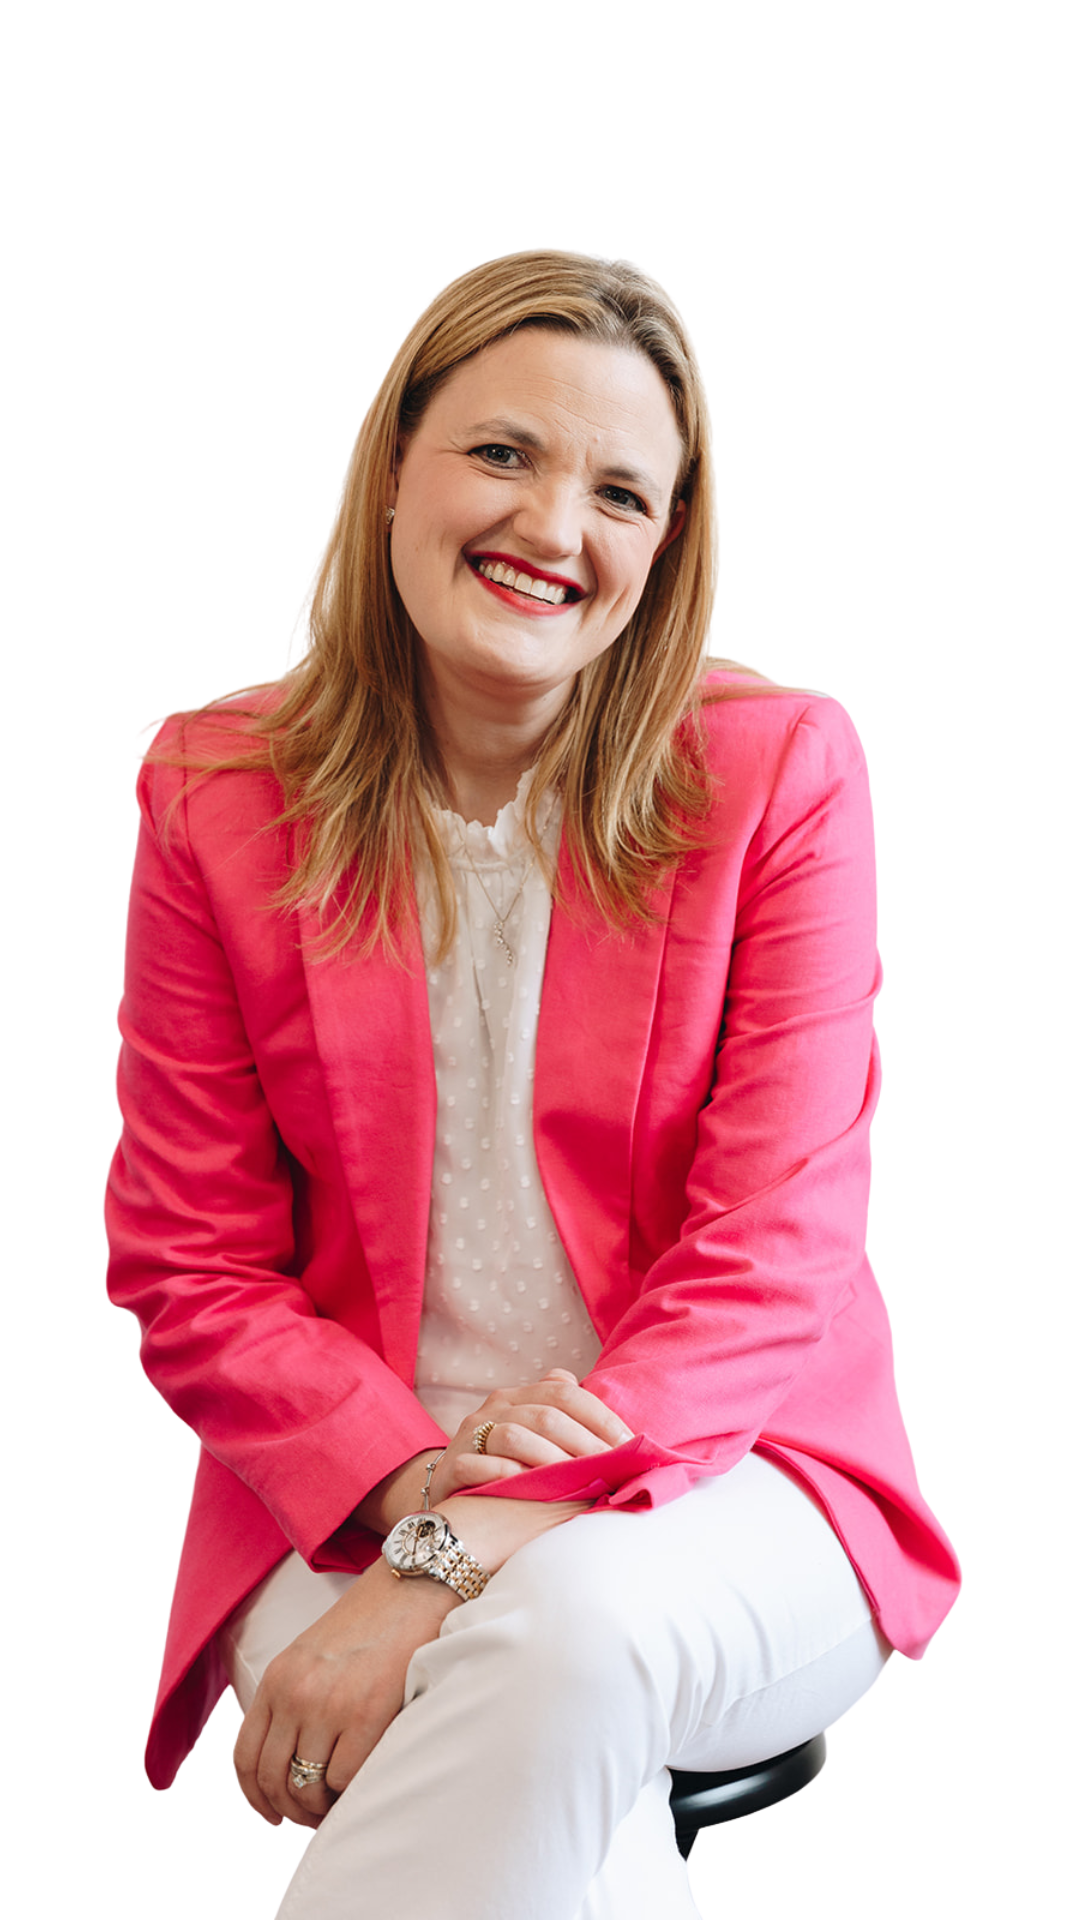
512,478,583,560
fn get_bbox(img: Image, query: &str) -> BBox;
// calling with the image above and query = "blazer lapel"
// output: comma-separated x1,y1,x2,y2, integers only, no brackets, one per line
299,895,436,1383
299,842,675,1366
535,845,676,1336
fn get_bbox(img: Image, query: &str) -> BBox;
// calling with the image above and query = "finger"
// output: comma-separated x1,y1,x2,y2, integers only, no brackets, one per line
445,1451,528,1489
259,1720,334,1835
284,1726,340,1826
449,1400,578,1471
495,1374,630,1443
547,1386,633,1448
429,1436,520,1502
465,1410,611,1469
237,1654,316,1828
504,1410,616,1459
234,1697,283,1826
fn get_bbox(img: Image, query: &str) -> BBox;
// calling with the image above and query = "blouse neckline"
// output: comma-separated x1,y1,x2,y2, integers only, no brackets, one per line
431,767,558,868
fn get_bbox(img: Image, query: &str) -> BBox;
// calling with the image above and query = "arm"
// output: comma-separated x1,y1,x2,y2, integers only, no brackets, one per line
234,1477,597,1828
234,1369,630,1828
106,740,449,1558
590,701,881,1494
108,739,629,1556
113,700,876,1531
447,698,883,1512
352,1366,633,1533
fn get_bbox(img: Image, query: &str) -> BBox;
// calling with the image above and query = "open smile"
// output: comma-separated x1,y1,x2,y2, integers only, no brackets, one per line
467,551,585,610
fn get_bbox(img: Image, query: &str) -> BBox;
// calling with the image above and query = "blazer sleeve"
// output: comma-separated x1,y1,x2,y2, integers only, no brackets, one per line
468,697,883,1512
105,742,446,1563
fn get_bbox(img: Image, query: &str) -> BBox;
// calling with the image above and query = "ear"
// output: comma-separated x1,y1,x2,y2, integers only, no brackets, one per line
386,434,409,512
652,497,686,564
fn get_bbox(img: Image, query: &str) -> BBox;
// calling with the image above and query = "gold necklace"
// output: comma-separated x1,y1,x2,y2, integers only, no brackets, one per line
460,844,534,967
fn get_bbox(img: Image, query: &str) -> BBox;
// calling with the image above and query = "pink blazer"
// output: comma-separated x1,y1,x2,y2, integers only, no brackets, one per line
107,677,960,1788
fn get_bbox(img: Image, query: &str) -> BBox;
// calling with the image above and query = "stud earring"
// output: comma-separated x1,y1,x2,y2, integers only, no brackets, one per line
385,506,395,526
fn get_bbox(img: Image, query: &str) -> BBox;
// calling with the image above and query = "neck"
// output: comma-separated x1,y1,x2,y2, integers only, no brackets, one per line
423,671,570,826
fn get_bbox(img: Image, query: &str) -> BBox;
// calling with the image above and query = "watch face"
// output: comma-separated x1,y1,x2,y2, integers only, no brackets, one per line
386,1512,450,1575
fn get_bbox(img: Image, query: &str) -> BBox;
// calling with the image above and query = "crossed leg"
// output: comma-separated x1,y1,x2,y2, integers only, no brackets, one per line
220,1453,890,1920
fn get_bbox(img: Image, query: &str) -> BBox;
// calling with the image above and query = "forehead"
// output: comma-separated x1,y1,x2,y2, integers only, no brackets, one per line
421,330,685,482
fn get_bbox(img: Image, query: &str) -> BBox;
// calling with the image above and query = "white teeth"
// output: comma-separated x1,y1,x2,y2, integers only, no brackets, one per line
476,559,568,605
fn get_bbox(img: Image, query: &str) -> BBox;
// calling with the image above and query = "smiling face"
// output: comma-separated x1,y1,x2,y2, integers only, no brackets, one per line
387,329,686,720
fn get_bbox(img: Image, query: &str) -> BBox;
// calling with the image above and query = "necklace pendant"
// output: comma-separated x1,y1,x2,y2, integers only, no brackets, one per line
493,921,516,966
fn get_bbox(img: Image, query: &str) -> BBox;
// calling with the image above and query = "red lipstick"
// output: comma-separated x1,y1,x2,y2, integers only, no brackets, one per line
468,551,584,597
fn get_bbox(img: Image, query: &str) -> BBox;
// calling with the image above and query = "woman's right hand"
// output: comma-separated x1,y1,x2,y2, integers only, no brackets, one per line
428,1369,634,1501
351,1372,634,1536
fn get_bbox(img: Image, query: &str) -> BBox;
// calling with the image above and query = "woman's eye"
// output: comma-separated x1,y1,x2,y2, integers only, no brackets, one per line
473,444,524,468
600,485,648,514
468,445,638,510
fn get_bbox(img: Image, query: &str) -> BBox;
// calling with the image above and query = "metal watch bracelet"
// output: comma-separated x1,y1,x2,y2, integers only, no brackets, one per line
433,1538,490,1600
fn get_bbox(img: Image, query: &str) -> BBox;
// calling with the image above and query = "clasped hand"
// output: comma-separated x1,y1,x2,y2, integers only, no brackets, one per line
426,1366,634,1503
233,1371,633,1827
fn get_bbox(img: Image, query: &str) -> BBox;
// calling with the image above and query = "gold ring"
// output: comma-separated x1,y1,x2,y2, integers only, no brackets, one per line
473,1419,496,1455
289,1754,329,1789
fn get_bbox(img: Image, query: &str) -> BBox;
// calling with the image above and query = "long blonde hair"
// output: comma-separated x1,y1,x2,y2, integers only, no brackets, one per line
173,250,732,958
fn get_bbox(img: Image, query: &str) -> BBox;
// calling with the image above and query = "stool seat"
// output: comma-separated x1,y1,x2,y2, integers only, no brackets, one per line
669,1733,827,1858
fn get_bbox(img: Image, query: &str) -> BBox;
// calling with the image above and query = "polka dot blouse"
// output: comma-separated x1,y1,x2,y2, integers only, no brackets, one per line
414,771,601,1440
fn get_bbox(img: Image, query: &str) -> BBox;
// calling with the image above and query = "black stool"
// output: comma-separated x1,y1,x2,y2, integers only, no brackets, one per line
669,1733,826,1859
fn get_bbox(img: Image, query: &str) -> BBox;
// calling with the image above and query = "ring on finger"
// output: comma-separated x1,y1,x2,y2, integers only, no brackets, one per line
289,1753,329,1790
473,1419,496,1455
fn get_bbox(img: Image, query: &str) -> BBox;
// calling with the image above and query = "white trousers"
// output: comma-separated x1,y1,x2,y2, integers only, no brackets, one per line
220,1454,891,1920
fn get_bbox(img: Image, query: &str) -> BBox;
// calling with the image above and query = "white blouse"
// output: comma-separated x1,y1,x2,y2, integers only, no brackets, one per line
413,772,602,1440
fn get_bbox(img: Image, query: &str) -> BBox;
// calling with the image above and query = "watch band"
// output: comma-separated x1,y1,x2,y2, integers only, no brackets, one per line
432,1537,490,1600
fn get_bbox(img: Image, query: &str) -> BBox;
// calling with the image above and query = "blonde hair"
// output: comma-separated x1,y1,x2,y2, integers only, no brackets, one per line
173,250,735,958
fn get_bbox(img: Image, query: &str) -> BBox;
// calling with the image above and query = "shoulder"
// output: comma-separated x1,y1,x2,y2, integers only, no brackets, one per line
695,668,868,799
137,692,287,847
703,656,826,702
135,683,290,779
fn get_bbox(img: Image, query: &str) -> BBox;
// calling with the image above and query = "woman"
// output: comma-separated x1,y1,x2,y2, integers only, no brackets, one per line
107,250,959,1919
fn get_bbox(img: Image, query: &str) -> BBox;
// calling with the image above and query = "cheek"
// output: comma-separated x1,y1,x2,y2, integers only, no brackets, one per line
389,538,433,625
605,541,657,611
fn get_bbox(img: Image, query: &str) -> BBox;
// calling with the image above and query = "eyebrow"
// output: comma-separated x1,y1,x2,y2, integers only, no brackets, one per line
465,417,663,503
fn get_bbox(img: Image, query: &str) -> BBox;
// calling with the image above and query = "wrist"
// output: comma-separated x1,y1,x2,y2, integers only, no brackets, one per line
435,1493,592,1574
364,1549,461,1621
351,1448,448,1536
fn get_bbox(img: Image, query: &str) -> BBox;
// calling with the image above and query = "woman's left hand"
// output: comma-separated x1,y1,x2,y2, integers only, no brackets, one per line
233,1556,455,1829
429,1368,634,1502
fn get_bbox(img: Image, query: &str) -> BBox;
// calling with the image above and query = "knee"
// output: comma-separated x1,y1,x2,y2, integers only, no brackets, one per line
472,1549,668,1723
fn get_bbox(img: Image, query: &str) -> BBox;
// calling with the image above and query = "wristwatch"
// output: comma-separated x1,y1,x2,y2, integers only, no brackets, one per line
381,1512,491,1601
